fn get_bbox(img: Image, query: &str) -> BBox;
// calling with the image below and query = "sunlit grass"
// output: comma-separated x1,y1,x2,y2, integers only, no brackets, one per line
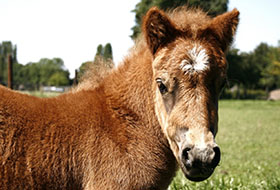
22,91,62,98
170,100,280,189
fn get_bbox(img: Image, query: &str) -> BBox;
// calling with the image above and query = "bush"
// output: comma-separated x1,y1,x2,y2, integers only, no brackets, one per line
220,88,267,99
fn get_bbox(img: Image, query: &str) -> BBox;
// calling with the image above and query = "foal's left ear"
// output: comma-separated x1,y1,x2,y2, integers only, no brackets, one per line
205,9,240,52
143,7,178,55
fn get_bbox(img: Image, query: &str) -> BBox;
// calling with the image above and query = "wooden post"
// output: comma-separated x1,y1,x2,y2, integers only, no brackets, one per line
7,54,13,89
73,69,78,85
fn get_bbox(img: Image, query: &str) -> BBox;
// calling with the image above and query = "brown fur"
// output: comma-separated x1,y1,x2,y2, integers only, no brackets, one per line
0,7,239,189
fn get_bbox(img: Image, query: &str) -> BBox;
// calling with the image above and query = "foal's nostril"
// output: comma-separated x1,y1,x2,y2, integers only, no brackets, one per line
211,146,221,168
182,147,191,160
182,146,192,168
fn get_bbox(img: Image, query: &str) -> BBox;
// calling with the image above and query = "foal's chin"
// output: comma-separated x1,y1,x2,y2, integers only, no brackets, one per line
180,163,216,182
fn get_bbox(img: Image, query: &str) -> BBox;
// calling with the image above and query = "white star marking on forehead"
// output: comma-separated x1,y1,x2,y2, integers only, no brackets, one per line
180,45,209,74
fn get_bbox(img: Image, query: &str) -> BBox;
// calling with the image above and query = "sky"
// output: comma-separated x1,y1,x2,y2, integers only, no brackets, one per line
0,0,280,78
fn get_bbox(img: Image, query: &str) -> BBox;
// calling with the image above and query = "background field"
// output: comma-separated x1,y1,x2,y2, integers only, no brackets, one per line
170,100,280,190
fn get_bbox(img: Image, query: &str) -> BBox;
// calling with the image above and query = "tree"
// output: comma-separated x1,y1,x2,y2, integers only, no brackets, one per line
38,58,65,86
226,42,280,96
103,43,113,60
48,72,70,86
94,43,113,62
259,45,280,91
247,43,272,90
226,48,245,87
96,44,103,56
21,62,41,90
0,42,71,90
13,62,25,89
20,58,70,90
0,41,18,85
131,0,228,39
77,61,92,80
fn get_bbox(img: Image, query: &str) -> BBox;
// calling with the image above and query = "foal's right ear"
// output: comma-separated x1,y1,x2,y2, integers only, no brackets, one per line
143,7,178,55
204,9,240,52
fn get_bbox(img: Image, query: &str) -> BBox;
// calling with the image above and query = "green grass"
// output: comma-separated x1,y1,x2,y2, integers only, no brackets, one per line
22,91,62,98
170,100,280,190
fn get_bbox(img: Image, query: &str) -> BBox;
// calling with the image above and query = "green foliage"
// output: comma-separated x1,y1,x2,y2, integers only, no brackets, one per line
19,58,70,90
131,0,228,39
226,49,261,90
103,43,113,60
170,100,280,189
48,72,70,86
259,46,280,90
96,44,103,56
77,61,93,80
0,41,70,90
221,88,267,99
23,91,61,98
226,49,246,86
226,43,280,96
21,62,40,90
0,41,18,86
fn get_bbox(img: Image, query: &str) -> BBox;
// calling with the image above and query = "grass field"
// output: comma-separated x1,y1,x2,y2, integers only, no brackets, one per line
23,91,62,98
170,100,280,190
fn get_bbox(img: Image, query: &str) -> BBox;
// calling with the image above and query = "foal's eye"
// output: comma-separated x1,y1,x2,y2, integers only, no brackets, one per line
156,79,168,94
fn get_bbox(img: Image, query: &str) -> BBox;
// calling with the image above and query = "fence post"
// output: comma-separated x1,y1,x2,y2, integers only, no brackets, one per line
73,69,78,85
7,54,13,89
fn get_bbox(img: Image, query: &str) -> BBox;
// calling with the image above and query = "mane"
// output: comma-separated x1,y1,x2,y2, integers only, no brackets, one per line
167,6,212,32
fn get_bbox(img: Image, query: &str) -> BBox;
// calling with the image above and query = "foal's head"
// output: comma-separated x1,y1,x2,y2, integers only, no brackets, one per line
143,7,239,181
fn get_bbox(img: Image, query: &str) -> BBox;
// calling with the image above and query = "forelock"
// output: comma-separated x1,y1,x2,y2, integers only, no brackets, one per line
180,44,209,74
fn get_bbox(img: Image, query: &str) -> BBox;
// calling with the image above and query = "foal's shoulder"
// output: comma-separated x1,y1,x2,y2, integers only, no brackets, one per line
0,85,41,108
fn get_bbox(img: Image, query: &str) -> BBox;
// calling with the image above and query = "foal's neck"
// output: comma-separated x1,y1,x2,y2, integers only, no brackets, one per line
95,44,177,188
103,47,155,122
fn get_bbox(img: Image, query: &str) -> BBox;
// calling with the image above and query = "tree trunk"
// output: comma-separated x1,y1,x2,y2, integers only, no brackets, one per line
7,54,13,89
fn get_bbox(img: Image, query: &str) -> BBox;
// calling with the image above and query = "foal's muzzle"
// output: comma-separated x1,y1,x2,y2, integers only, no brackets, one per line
180,145,221,182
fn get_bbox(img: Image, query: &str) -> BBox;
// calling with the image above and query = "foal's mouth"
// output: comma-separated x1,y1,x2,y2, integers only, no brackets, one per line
180,163,216,182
